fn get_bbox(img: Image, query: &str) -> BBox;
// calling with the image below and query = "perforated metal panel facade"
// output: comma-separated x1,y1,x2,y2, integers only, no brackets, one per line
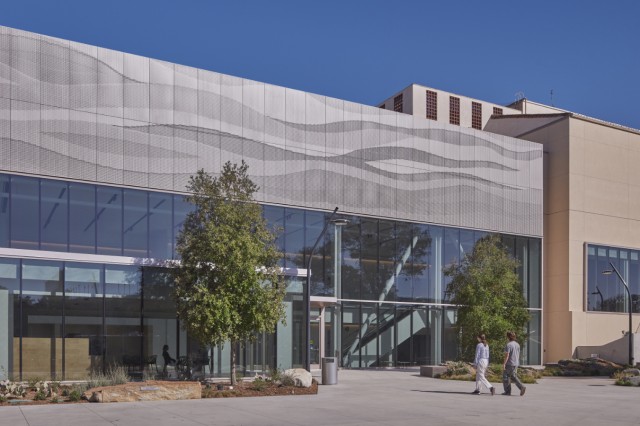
0,26,543,237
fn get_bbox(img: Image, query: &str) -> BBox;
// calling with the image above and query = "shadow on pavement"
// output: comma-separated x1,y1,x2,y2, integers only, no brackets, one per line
412,390,477,395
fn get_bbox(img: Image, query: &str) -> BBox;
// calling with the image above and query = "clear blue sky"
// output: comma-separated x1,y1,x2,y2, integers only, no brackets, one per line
2,0,639,129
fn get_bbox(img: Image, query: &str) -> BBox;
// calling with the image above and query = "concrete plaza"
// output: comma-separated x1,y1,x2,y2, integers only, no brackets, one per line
1,368,637,426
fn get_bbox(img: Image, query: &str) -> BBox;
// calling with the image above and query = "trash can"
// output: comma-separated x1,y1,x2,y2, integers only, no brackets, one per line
321,357,338,385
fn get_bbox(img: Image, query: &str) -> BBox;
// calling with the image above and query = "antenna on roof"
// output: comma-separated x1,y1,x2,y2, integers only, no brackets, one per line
515,91,525,102
550,89,554,106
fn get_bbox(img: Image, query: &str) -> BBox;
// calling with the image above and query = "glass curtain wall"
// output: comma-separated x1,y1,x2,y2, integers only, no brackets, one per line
1,173,543,371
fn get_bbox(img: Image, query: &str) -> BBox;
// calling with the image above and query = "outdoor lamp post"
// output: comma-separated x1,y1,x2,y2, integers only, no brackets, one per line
602,261,635,366
591,286,604,310
304,207,348,371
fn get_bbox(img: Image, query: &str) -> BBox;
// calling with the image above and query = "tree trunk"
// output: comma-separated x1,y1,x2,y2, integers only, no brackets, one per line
230,342,236,386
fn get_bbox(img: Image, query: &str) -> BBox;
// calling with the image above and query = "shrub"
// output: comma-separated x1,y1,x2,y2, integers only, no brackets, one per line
0,395,7,403
34,390,47,401
27,377,45,389
87,365,129,388
267,368,282,383
0,379,27,398
68,389,82,402
280,373,295,387
250,377,267,391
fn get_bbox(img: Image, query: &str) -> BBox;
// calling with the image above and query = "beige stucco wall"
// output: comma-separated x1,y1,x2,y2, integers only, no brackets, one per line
510,117,640,362
568,118,640,358
486,114,640,364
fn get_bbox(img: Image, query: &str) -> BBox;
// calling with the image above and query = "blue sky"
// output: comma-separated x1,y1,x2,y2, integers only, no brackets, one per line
2,0,639,129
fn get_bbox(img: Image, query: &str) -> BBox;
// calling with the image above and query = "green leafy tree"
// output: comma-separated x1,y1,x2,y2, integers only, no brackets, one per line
444,234,529,362
173,161,286,385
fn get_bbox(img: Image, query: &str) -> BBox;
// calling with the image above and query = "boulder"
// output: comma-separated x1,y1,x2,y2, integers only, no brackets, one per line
628,376,640,386
283,368,313,388
622,368,640,376
83,380,201,403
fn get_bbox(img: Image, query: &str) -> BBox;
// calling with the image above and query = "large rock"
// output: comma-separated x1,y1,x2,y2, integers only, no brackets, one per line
420,365,447,377
84,381,201,403
284,368,313,388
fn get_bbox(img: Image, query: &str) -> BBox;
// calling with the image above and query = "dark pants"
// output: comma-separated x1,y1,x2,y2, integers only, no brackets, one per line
502,365,524,394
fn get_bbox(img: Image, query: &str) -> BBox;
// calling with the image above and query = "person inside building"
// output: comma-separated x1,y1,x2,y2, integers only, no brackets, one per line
162,344,176,375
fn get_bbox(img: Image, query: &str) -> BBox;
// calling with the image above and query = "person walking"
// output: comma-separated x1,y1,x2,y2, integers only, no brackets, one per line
502,331,526,396
472,333,495,395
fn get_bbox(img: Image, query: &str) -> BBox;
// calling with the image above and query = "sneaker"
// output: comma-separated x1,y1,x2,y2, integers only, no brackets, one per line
520,387,526,396
471,390,480,394
501,392,511,396
490,387,495,396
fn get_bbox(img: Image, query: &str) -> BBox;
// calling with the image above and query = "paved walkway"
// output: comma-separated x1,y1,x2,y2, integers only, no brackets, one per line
2,369,638,426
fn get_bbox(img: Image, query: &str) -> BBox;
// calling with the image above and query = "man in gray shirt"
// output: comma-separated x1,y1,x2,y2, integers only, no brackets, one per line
502,331,526,396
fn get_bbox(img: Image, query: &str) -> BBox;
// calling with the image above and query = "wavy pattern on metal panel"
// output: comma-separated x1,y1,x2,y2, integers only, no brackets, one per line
0,26,543,236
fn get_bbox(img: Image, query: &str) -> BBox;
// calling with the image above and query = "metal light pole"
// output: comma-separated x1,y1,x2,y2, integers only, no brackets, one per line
591,286,604,310
305,207,338,371
602,261,634,366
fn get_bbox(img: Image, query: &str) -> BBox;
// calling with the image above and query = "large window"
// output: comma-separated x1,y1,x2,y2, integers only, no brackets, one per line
0,173,194,260
586,244,640,313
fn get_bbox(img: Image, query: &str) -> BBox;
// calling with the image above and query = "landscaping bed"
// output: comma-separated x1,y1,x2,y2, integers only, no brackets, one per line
1,369,318,406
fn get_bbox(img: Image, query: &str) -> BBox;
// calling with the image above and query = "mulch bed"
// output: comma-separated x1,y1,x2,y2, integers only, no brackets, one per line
203,379,318,398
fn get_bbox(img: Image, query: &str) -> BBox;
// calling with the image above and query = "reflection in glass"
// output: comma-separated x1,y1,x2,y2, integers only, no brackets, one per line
412,224,432,302
41,180,68,252
173,195,193,259
69,182,96,254
0,175,10,247
97,186,123,255
149,193,172,259
64,263,103,379
341,303,360,368
284,208,304,269
524,310,541,365
21,260,63,380
262,205,285,267
396,305,412,365
377,304,394,367
105,265,141,371
0,258,19,380
143,267,177,377
442,307,458,361
123,189,148,257
341,217,361,300
11,176,39,249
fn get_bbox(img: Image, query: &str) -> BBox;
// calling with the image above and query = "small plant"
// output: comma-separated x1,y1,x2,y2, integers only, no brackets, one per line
267,368,282,383
280,373,295,387
27,377,44,389
613,370,638,386
50,396,60,403
0,379,27,398
34,390,47,401
107,364,130,385
68,389,82,402
250,377,268,391
49,381,61,393
0,395,7,403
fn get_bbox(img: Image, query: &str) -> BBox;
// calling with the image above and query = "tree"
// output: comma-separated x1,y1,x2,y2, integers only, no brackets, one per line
444,234,530,363
173,161,286,385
